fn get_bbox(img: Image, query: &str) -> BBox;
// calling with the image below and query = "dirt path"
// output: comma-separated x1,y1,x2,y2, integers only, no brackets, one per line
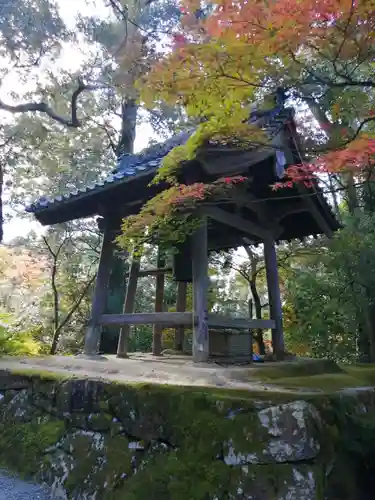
0,353,330,395
0,353,281,392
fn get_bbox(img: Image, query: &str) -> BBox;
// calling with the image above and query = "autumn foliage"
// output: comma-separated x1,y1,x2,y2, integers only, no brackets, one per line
120,0,375,248
140,0,375,175
117,176,246,252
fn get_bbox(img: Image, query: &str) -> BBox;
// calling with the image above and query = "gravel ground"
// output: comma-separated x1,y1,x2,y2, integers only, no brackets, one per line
0,472,52,500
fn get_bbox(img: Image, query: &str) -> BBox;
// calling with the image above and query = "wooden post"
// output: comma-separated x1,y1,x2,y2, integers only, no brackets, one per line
152,249,165,356
174,281,187,351
99,251,128,354
84,227,114,356
192,217,209,362
263,237,285,359
116,256,140,358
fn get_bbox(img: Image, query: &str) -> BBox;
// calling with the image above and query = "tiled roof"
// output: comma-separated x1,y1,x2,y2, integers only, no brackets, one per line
25,106,293,214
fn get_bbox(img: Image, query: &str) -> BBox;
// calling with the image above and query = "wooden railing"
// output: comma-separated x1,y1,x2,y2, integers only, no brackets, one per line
99,312,275,330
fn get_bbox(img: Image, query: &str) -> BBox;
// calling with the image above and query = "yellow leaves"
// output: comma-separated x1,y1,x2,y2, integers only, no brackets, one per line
152,144,192,185
138,35,263,124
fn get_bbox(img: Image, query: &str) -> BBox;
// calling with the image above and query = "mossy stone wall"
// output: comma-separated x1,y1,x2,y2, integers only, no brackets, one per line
0,369,374,499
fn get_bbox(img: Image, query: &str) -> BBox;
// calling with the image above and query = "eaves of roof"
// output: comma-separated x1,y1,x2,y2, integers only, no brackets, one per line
25,106,294,215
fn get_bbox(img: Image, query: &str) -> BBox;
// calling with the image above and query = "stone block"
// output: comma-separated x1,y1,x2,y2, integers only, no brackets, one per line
223,400,321,465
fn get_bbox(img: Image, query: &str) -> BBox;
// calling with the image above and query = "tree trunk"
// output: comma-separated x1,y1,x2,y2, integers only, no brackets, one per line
152,250,165,356
344,171,359,214
249,279,266,355
51,259,59,353
116,99,138,157
116,257,140,357
51,275,95,355
366,302,375,363
328,174,340,219
357,322,371,363
304,97,360,215
244,245,266,355
175,281,187,351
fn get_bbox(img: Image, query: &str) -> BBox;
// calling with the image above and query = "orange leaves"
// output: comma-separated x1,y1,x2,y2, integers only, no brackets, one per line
175,0,375,67
273,135,375,190
135,0,375,243
218,175,247,185
117,176,248,251
316,136,375,173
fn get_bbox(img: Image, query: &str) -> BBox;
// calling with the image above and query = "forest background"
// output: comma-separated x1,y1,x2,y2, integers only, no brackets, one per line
0,0,374,363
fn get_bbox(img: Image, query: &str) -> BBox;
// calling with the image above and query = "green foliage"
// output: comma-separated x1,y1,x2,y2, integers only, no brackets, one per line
0,0,68,59
0,313,43,356
117,177,247,252
128,325,153,352
284,213,375,362
152,120,265,185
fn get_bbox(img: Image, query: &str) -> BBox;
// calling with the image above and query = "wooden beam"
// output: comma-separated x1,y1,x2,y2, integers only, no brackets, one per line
101,312,276,330
192,217,210,362
100,312,193,326
175,281,187,351
84,227,114,356
229,193,283,238
263,237,285,359
137,267,172,277
116,257,140,358
202,206,269,239
207,314,275,330
230,192,268,217
153,250,165,356
274,204,307,223
297,184,334,237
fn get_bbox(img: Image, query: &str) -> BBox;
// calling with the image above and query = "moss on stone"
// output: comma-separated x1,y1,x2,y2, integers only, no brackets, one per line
247,359,343,381
0,417,65,478
1,367,375,498
8,368,73,382
261,363,375,392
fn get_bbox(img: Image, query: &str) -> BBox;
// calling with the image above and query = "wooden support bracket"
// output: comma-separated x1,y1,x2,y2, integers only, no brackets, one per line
202,206,269,239
297,184,333,238
230,193,284,239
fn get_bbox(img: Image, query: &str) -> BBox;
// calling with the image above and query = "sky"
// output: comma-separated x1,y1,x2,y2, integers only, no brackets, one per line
2,0,156,243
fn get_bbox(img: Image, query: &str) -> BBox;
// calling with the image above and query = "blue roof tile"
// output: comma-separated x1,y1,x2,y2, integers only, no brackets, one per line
25,107,294,214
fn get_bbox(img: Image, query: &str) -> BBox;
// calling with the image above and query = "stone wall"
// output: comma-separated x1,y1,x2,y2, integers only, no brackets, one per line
0,369,374,499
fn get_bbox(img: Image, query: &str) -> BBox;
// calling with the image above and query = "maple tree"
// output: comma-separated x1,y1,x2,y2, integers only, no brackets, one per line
117,0,375,248
117,175,246,251
130,0,375,219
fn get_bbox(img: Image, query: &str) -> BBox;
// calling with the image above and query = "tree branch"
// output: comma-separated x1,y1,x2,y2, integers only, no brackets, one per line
0,79,104,128
50,274,96,355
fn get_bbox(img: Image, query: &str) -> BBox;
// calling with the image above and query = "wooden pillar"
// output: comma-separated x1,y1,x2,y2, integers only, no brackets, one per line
99,251,128,354
116,256,140,358
174,281,187,351
263,237,285,359
84,227,114,356
152,250,165,356
192,217,209,362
